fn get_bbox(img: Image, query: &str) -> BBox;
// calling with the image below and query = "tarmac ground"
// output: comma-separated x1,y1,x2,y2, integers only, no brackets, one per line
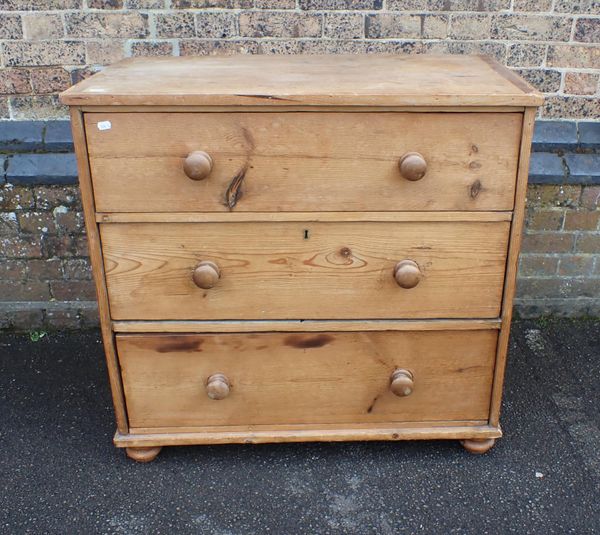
0,319,599,534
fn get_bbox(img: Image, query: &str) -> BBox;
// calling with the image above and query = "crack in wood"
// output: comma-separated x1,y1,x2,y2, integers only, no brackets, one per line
224,164,248,210
224,127,255,210
234,94,296,102
367,394,381,414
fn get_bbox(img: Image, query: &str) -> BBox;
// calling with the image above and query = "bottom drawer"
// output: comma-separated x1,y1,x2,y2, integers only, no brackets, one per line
116,330,497,428
117,330,497,429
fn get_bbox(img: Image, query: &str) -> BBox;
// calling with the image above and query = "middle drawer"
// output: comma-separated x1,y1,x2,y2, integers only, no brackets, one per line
101,221,509,320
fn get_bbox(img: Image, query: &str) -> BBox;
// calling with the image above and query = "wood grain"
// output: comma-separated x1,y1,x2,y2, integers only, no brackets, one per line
489,107,537,427
82,105,526,114
85,112,522,213
96,212,513,224
100,221,510,320
112,319,502,333
117,330,498,428
69,108,129,434
128,420,491,435
114,424,502,447
60,55,543,107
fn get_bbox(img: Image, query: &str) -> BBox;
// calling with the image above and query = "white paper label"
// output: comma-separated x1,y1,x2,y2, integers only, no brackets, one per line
97,120,112,131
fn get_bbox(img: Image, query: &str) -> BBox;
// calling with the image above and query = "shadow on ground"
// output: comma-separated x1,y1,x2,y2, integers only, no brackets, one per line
0,320,599,534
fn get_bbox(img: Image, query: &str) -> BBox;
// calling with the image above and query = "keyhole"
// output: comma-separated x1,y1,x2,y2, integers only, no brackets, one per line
304,229,310,239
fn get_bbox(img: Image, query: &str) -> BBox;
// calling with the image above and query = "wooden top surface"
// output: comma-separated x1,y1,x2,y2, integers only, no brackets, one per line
60,54,543,107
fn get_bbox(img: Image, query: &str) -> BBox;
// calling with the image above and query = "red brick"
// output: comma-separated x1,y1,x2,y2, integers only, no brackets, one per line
526,185,581,208
0,98,8,119
79,305,100,327
34,186,81,211
130,41,174,57
575,233,600,253
54,210,85,234
30,67,71,94
3,41,85,67
50,280,96,300
580,186,600,210
18,212,57,235
86,40,126,64
88,0,123,7
574,17,600,43
10,95,67,120
73,235,89,256
0,68,31,95
563,211,600,231
239,12,322,38
0,281,50,300
0,185,35,211
542,96,600,120
519,255,559,277
526,209,564,230
70,67,99,85
517,277,600,299
1,236,43,258
563,72,598,96
42,235,77,258
0,212,19,236
62,258,92,280
22,13,63,39
558,254,594,276
0,259,27,281
0,14,23,39
522,232,575,253
27,258,63,280
65,13,148,39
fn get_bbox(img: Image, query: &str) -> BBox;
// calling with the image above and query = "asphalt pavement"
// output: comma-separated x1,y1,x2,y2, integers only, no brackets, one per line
0,319,599,534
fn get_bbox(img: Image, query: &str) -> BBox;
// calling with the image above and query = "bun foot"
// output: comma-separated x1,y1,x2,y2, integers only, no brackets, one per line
460,438,496,454
125,446,162,463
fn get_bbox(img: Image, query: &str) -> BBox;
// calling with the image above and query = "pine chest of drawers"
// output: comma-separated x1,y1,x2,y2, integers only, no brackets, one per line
61,55,542,462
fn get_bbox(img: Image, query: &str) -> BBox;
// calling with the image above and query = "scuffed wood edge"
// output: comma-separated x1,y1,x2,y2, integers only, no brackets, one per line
62,93,542,107
478,56,544,103
78,105,526,113
70,108,129,434
489,107,538,427
112,319,502,333
114,424,503,447
97,211,513,224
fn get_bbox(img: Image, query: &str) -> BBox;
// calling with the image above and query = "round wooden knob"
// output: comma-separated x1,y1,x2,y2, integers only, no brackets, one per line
183,151,213,180
393,260,421,289
192,260,220,289
390,369,414,397
206,373,230,400
398,152,427,181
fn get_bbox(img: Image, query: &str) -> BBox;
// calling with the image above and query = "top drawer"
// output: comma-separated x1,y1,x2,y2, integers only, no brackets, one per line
85,112,522,213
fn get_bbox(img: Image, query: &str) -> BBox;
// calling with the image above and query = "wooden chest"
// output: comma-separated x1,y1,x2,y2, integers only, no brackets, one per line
60,55,542,462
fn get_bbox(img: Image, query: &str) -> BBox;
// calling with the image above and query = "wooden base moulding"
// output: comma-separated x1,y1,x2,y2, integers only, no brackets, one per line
115,424,502,460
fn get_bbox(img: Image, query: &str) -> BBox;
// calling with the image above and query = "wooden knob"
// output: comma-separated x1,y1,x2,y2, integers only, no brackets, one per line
206,373,230,400
393,260,421,289
390,369,414,397
192,260,220,289
183,151,213,180
398,152,427,181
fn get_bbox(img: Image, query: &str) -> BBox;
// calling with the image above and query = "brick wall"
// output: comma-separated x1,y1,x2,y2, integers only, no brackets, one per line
0,1,599,328
0,1,598,119
0,119,598,329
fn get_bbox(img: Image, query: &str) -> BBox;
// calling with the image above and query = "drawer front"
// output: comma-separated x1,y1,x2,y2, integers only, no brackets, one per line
86,112,521,213
101,221,509,320
118,330,497,428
